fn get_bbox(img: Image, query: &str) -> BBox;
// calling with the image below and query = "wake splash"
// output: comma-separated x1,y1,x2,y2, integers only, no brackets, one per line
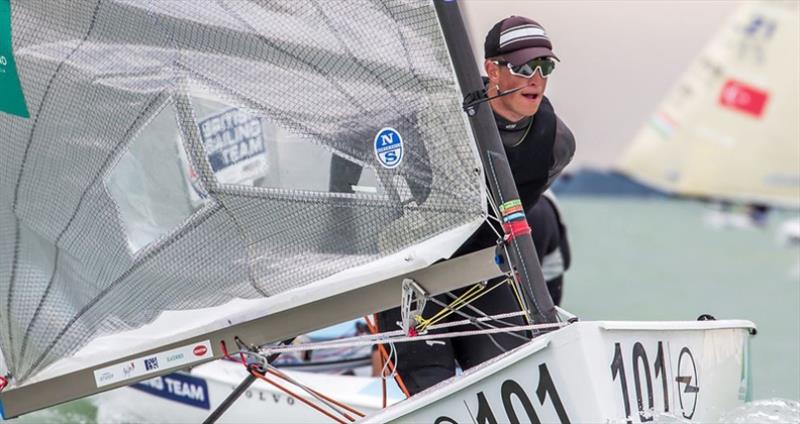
718,398,800,423
608,398,799,423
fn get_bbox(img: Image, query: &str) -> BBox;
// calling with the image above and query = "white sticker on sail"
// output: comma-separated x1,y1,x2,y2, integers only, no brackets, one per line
93,340,213,388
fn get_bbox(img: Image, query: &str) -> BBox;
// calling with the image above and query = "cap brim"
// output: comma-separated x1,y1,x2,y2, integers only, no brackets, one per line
505,47,559,65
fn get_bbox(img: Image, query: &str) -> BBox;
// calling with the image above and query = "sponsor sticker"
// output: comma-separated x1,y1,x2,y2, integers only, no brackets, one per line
193,345,208,356
676,347,699,419
131,373,211,410
0,0,29,118
374,127,403,169
93,340,213,388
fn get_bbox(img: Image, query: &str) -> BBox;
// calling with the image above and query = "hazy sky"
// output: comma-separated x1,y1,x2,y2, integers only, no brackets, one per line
461,0,744,170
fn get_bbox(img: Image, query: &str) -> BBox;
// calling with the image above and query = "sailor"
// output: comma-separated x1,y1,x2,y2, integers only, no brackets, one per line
375,16,575,394
530,190,572,306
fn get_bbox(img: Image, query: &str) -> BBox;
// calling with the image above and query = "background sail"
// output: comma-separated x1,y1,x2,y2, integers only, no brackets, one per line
617,1,800,209
0,0,484,384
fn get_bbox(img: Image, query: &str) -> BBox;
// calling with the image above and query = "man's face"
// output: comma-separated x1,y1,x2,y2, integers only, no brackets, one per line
486,58,549,120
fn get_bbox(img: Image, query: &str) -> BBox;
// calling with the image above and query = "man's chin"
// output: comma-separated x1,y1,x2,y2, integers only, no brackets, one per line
522,104,540,116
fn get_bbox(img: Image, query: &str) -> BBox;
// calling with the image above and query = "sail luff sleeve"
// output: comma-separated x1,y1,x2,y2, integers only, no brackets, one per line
432,0,557,324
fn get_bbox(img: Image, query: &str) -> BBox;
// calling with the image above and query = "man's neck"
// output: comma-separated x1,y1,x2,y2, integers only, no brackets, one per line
491,105,525,123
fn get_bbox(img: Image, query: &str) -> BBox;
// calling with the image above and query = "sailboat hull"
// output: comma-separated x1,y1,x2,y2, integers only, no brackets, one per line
95,320,753,423
370,320,754,423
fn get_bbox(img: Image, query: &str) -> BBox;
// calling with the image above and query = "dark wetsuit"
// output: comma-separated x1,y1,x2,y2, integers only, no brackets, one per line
376,95,575,395
529,192,571,305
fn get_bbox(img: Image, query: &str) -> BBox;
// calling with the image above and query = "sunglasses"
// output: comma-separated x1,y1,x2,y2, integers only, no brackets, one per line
493,58,556,79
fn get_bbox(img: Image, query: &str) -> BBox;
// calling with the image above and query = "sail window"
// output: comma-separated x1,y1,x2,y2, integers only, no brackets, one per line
105,100,208,253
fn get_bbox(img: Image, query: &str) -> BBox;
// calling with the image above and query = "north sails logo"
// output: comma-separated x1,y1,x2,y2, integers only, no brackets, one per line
374,127,403,169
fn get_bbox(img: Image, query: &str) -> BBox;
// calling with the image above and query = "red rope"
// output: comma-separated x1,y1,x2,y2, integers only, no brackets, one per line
267,368,365,419
0,375,8,392
220,340,247,365
381,371,387,409
250,368,348,424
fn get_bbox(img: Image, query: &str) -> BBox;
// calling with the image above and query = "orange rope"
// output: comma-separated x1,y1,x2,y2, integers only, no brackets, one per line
381,369,387,408
267,368,365,418
251,368,348,424
365,315,411,398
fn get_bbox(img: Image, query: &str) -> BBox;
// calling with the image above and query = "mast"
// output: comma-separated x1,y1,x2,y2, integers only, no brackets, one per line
433,0,557,324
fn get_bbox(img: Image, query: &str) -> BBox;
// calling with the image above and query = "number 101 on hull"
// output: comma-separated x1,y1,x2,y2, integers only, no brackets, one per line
368,320,754,423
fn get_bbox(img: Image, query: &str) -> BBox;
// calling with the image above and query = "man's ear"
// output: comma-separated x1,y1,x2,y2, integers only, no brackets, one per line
484,59,498,83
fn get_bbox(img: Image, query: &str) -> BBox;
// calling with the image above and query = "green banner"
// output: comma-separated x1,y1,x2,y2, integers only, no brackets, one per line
1,0,29,118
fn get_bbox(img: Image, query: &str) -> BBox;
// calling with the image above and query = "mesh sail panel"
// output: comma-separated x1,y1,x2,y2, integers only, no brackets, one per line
0,0,483,382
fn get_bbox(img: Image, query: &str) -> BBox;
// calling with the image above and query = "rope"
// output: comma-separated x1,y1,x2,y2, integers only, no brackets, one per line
442,287,525,330
267,366,365,419
259,321,566,355
417,282,522,334
250,367,348,424
364,315,411,398
415,283,486,331
432,287,531,351
509,279,528,319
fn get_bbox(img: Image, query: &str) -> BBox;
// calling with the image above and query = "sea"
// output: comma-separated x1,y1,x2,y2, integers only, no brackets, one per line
9,196,800,423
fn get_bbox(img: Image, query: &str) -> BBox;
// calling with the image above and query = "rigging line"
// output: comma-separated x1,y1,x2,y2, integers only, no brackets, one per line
483,150,540,323
271,311,533,354
483,181,506,243
381,366,387,409
419,281,519,332
266,366,361,421
5,0,105,372
442,285,528,329
509,279,530,326
416,283,484,329
429,291,510,353
485,189,504,225
259,322,566,355
365,315,411,398
423,292,529,345
270,369,366,418
418,286,488,330
250,368,348,424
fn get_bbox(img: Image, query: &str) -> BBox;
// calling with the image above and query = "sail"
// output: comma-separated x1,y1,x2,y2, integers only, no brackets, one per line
617,1,800,209
0,0,485,388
